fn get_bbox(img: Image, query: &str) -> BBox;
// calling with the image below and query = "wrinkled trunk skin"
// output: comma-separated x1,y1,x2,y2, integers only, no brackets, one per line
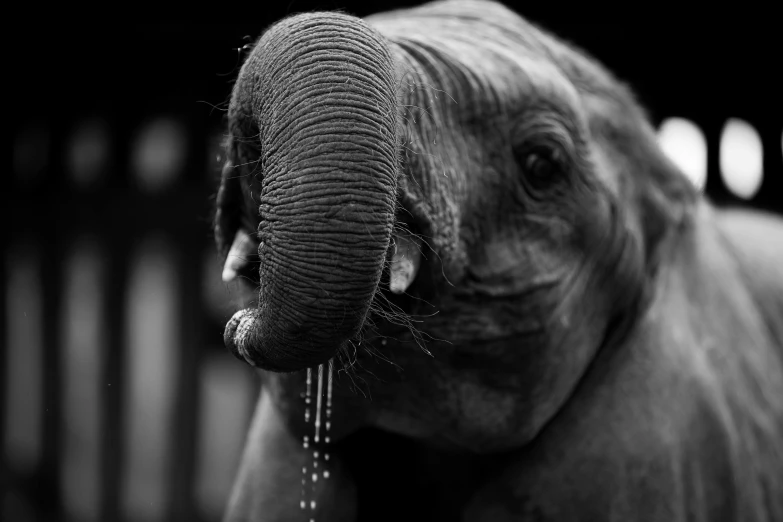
224,12,401,372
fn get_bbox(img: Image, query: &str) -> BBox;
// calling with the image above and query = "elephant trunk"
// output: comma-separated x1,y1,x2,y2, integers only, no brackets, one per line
223,12,401,372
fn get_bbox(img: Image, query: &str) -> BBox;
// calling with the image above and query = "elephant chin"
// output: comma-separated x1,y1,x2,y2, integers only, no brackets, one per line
222,12,401,373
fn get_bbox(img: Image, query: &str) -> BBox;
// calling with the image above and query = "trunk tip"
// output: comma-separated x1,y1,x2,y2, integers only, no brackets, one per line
224,308,260,367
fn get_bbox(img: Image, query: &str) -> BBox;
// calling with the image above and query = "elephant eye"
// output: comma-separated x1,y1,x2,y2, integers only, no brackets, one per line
523,148,559,179
514,143,567,201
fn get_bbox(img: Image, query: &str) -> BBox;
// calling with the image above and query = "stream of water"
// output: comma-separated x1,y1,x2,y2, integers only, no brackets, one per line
301,360,333,521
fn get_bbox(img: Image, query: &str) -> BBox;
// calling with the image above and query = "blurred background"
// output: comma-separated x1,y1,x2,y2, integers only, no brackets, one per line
3,2,781,522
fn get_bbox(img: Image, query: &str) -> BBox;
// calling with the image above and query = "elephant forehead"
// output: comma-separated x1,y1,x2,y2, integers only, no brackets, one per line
455,35,580,109
370,8,581,114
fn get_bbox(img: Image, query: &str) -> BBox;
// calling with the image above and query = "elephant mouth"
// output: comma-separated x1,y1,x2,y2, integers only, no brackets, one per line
221,227,424,369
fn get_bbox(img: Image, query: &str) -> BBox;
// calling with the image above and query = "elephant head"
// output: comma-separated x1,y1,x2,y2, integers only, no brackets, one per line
213,1,782,520
216,0,694,437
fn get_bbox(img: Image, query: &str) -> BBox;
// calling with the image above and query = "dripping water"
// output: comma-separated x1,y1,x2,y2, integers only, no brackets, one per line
301,360,334,521
324,359,332,478
301,367,312,511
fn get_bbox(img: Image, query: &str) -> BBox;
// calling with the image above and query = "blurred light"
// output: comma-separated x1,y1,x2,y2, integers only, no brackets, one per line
3,246,43,473
60,240,104,522
720,118,763,200
657,117,708,191
207,127,226,181
67,118,110,187
132,117,187,191
121,238,179,522
194,355,255,520
13,123,49,185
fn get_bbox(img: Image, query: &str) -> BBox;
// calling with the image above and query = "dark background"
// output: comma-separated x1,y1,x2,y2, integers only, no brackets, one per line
4,2,781,522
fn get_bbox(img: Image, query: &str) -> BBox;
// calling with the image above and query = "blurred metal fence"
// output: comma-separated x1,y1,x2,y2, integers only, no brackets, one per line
3,115,260,522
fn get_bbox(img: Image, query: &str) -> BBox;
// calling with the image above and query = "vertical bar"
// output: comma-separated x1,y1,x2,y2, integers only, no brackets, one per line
3,245,43,474
167,242,200,521
59,239,104,522
193,355,255,520
120,237,178,522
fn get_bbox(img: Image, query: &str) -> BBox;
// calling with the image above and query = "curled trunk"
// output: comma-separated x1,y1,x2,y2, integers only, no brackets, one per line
223,12,401,372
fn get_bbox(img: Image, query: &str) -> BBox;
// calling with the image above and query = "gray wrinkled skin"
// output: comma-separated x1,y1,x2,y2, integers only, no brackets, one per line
215,1,783,520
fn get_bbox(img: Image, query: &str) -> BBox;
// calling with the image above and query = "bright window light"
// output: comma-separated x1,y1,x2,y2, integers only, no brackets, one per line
657,117,708,191
121,238,178,522
61,240,104,522
132,117,186,192
720,118,763,200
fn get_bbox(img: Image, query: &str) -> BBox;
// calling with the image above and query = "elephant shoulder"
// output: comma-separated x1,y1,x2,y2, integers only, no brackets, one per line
714,207,783,351
466,326,783,521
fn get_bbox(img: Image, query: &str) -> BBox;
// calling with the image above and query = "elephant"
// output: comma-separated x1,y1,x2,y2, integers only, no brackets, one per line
212,1,783,520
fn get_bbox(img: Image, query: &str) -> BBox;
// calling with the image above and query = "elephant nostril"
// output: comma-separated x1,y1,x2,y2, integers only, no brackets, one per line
224,308,260,367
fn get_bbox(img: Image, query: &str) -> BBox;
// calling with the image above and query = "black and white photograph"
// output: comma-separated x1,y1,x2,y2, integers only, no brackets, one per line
4,2,782,521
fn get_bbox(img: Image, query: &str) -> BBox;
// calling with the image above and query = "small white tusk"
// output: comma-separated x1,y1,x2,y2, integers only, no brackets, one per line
389,233,422,294
222,229,259,283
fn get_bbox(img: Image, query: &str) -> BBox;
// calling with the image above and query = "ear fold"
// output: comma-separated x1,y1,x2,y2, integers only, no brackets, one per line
629,134,699,269
214,157,245,259
583,94,698,271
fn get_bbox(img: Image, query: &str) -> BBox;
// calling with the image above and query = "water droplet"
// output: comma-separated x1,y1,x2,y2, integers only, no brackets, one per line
314,461,318,468
310,500,316,510
327,361,333,409
325,437,330,444
314,364,325,444
312,473,318,482
300,501,305,509
314,451,319,458
325,453,330,461
323,470,330,479
381,339,387,346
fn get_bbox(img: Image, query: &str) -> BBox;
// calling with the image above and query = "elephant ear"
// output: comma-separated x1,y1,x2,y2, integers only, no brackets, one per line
214,132,263,261
215,71,265,260
584,93,698,273
629,128,699,271
214,157,243,259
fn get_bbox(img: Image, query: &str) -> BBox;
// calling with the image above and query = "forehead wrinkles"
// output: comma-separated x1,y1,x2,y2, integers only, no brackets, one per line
376,14,580,116
446,22,581,113
393,36,584,162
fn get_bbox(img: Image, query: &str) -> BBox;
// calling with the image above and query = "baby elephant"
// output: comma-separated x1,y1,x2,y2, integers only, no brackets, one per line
214,1,783,520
